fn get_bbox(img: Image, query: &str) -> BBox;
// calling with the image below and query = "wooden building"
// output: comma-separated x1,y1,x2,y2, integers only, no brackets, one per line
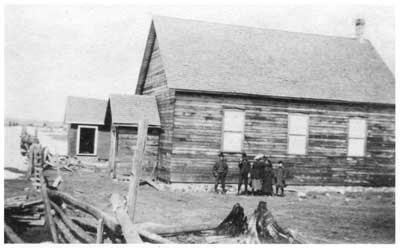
106,94,161,177
135,16,395,186
65,96,110,160
65,95,161,177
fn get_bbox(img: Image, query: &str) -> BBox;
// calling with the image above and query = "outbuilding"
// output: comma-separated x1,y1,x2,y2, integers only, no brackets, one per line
106,94,161,178
64,94,161,179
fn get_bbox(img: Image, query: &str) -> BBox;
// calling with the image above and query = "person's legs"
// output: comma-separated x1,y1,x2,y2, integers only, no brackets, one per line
238,175,243,195
276,186,282,196
243,176,248,194
221,175,226,193
214,175,220,192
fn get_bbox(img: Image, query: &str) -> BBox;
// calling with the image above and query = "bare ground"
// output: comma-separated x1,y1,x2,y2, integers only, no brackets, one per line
3,126,395,244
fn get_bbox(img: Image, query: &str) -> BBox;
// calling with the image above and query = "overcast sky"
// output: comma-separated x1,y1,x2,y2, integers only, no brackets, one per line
4,4,395,122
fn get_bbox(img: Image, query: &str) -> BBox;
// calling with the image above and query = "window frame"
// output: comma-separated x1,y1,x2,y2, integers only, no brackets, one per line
76,125,98,156
347,118,367,157
287,113,309,155
221,109,245,153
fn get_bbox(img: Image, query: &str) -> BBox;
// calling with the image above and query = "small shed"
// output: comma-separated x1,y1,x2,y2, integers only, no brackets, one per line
106,94,161,178
64,96,110,160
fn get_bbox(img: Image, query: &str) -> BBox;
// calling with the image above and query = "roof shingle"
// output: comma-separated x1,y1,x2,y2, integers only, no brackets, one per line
109,94,161,126
144,16,394,104
64,96,107,125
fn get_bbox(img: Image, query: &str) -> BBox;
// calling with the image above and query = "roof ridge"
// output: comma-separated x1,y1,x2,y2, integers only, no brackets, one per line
109,93,155,98
152,15,364,42
68,95,107,102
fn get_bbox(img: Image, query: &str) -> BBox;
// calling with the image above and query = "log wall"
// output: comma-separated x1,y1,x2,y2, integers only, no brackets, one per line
140,38,176,182
170,92,395,186
115,126,160,177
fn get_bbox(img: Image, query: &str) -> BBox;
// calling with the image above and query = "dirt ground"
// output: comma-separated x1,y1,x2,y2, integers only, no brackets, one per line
3,126,396,244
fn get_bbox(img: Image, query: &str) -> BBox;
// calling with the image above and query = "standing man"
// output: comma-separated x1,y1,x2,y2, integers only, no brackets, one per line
275,161,286,196
213,152,228,194
238,152,251,195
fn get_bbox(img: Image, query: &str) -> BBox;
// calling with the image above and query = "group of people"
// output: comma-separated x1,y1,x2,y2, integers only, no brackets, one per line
212,152,286,196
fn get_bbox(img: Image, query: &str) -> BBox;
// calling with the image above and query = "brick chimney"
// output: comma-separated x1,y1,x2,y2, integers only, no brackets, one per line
355,18,365,42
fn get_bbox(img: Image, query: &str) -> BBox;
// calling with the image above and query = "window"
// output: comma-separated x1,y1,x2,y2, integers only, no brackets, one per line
76,125,98,155
288,114,308,155
348,118,367,156
222,110,245,152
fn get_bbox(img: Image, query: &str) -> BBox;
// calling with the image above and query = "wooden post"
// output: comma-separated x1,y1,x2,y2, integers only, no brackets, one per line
96,218,104,243
109,126,117,178
110,193,142,243
39,169,58,243
127,120,148,221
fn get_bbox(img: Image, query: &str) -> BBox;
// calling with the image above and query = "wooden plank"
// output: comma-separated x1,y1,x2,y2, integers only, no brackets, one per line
127,119,148,221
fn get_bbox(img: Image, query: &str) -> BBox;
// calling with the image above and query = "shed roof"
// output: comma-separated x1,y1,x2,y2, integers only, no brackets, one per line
137,16,395,105
109,94,161,127
64,96,107,125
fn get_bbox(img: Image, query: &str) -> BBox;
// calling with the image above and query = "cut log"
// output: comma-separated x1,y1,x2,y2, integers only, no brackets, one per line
39,170,58,243
215,203,247,236
47,189,121,235
50,200,95,243
4,223,24,243
134,222,218,237
70,216,98,232
53,216,80,243
137,229,174,244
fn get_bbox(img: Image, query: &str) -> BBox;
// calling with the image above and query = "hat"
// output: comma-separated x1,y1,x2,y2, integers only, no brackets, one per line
218,152,224,157
242,152,247,157
254,154,263,160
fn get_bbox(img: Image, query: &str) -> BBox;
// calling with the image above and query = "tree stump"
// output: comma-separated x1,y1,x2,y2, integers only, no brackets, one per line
215,203,247,236
245,201,299,244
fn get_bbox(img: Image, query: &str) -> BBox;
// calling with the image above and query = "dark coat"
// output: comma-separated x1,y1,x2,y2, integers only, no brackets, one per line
213,159,228,177
252,160,266,179
275,167,286,187
262,166,274,194
239,158,251,175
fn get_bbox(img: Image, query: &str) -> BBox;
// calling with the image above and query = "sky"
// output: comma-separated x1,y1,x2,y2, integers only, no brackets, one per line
4,4,395,122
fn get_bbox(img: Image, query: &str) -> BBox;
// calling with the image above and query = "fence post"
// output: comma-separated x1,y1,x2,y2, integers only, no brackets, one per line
127,120,148,221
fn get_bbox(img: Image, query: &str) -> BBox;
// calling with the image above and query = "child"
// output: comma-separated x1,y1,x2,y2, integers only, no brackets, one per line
275,161,286,196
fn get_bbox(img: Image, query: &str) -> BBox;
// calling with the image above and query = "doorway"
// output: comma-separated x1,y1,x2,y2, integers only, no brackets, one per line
77,126,98,155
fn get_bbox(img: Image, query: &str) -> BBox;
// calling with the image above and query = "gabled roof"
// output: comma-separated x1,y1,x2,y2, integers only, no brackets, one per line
109,94,161,127
137,16,395,105
64,96,107,125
